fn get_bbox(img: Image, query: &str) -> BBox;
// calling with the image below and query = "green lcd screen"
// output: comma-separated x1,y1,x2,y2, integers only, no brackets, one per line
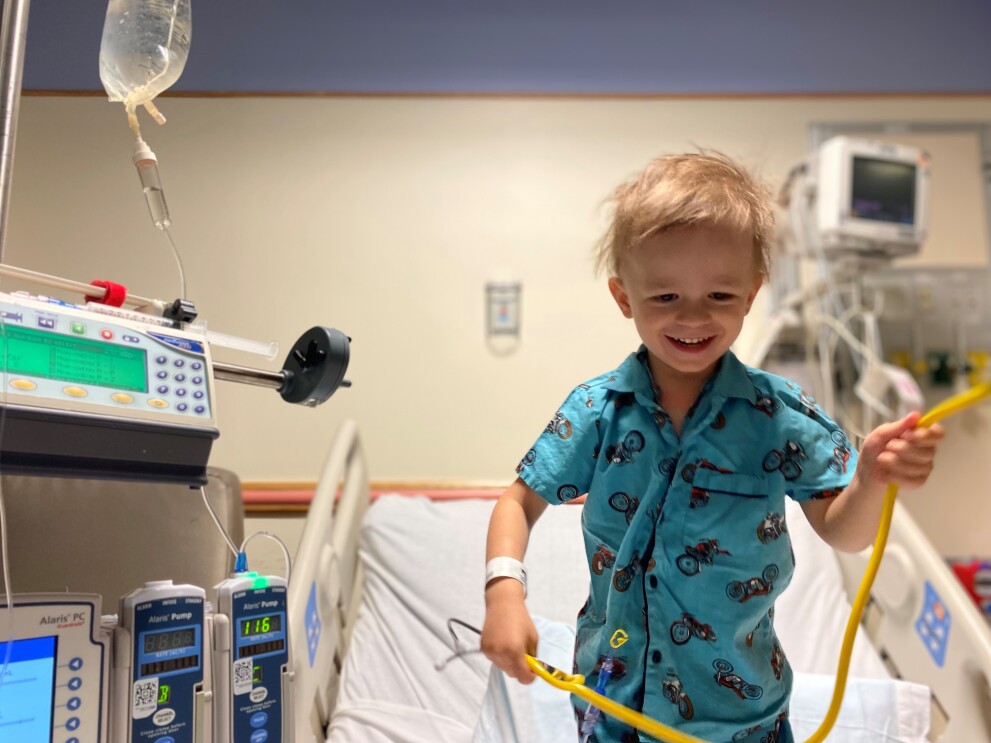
240,614,282,637
0,324,148,393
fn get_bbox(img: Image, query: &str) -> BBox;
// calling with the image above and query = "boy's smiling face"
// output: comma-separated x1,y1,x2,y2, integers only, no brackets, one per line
608,222,763,390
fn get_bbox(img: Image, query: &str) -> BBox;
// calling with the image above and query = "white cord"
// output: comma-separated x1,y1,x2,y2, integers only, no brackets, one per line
201,475,239,560
162,224,187,301
0,312,14,693
240,532,292,583
813,313,883,368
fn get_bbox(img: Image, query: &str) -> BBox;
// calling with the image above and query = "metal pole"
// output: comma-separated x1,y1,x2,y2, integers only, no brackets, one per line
212,361,286,391
0,0,30,265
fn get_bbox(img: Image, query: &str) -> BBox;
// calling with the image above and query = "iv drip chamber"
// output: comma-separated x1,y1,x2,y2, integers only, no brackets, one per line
133,137,171,229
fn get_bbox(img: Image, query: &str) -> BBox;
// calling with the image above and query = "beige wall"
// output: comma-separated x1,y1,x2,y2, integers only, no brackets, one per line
6,96,991,556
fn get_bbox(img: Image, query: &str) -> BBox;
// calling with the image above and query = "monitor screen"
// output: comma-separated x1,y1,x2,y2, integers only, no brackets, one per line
0,324,148,393
0,635,57,743
850,156,917,226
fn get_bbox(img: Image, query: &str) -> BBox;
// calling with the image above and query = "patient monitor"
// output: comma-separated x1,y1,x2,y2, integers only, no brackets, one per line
812,136,931,260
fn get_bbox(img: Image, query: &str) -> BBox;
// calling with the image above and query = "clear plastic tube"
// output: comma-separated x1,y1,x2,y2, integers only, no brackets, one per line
133,138,171,230
203,328,279,360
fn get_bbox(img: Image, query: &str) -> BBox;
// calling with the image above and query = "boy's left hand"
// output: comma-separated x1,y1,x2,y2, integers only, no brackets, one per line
857,412,945,489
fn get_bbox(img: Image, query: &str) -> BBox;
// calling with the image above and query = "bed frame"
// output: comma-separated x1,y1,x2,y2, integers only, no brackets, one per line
834,501,991,742
288,419,370,743
290,419,991,742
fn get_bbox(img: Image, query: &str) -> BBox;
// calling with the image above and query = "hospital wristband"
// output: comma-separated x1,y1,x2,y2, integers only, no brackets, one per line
485,557,527,597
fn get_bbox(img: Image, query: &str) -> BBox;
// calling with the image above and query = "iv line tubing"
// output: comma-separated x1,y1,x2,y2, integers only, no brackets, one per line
527,382,991,743
163,224,187,300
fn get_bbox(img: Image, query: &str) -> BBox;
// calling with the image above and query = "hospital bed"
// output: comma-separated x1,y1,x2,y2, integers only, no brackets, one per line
290,420,991,742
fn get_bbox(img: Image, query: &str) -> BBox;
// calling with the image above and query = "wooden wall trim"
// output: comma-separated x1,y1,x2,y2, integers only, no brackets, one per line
242,480,509,515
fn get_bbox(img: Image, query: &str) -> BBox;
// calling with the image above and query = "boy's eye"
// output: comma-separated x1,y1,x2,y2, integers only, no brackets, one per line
653,294,677,303
710,292,734,301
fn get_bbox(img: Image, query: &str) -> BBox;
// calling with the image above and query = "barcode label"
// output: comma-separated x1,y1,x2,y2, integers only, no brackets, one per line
132,678,158,719
233,657,253,695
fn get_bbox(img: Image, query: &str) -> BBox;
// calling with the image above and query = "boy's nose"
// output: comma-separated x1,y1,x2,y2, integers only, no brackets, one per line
675,303,709,324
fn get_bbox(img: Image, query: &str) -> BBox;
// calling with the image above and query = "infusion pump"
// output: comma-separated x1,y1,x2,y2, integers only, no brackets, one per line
0,594,112,743
0,288,350,485
0,290,219,484
0,588,293,743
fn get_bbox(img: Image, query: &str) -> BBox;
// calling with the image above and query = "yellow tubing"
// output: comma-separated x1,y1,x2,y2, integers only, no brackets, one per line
525,655,706,743
528,382,991,743
805,381,991,742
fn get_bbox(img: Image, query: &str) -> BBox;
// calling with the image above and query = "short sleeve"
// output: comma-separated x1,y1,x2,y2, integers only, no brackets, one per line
515,385,602,505
782,400,859,502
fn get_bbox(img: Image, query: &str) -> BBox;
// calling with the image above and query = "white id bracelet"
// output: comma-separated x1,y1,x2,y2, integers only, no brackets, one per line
485,556,527,597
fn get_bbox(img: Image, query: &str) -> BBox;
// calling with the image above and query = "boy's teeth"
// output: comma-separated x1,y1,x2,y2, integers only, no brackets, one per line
678,337,706,344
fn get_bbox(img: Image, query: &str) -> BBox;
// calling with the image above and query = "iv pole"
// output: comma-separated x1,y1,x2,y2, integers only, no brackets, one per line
0,0,29,267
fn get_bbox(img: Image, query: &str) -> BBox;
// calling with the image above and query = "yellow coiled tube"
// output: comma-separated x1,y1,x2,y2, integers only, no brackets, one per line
805,381,991,742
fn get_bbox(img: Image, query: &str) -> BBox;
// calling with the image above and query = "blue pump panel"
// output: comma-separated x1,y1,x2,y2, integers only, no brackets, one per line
131,596,205,742
230,586,288,743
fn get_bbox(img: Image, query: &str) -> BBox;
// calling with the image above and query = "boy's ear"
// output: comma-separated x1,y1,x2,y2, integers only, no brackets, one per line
744,276,763,315
608,277,634,319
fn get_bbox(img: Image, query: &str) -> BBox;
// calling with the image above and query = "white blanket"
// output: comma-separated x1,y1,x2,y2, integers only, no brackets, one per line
473,617,931,743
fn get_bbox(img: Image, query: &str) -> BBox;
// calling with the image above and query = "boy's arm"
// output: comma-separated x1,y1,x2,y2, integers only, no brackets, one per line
801,412,944,553
481,478,549,683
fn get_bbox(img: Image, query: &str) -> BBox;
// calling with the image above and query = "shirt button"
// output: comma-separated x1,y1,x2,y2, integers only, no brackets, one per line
649,575,658,589
652,650,662,664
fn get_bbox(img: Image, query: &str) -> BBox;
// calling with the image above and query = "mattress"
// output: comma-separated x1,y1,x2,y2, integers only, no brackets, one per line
327,495,928,742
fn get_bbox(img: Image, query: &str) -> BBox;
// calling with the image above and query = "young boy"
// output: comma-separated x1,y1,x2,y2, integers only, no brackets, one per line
481,151,944,743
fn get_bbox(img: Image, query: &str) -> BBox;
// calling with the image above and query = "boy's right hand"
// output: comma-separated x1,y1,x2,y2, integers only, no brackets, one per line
481,579,538,684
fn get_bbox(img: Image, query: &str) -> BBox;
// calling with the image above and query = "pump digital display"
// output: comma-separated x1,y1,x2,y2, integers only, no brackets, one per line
0,324,148,392
851,156,917,226
143,627,196,654
140,654,200,677
238,639,286,659
239,614,282,638
0,635,57,743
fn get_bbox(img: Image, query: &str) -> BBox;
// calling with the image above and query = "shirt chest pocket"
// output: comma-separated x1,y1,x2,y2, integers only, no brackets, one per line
691,467,791,548
690,469,776,501
683,469,786,544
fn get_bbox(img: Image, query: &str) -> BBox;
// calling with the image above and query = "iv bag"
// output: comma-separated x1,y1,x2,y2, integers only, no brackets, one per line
99,0,192,119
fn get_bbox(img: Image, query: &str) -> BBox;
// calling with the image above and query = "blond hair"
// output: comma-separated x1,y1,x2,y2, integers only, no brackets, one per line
594,151,773,278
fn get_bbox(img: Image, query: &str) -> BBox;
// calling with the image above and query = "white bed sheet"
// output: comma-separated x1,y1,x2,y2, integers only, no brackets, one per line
475,618,930,743
328,495,924,743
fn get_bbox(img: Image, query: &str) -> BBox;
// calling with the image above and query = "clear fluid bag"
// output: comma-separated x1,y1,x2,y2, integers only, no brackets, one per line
99,0,192,126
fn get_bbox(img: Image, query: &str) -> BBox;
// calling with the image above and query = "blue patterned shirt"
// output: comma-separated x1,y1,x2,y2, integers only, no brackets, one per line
517,348,856,743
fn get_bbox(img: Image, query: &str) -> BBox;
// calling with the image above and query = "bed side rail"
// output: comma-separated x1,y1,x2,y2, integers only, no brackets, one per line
287,419,370,743
835,501,991,742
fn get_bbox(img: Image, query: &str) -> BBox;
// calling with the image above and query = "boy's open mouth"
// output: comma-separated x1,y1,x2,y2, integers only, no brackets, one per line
667,335,715,352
